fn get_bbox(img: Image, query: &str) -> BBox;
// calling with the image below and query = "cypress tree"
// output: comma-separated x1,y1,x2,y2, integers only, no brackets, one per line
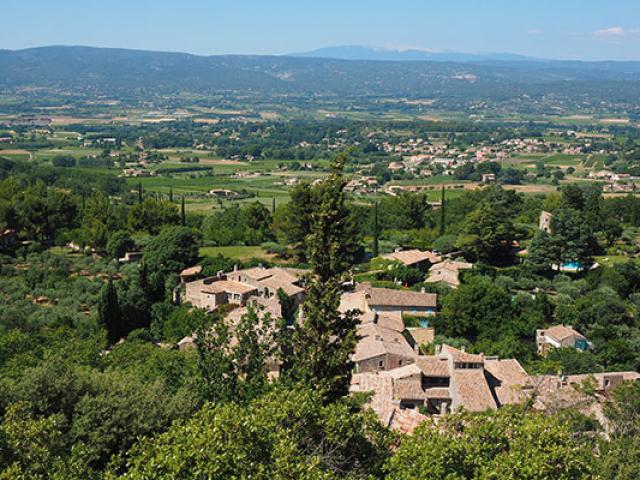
272,196,276,214
275,288,296,376
98,277,123,344
439,184,446,236
137,182,143,204
181,196,186,226
290,151,359,402
372,201,379,258
169,186,174,203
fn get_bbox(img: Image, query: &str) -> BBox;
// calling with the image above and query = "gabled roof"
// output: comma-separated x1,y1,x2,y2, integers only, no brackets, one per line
180,265,202,277
201,280,258,295
234,266,306,283
415,356,450,377
382,363,422,380
233,267,274,281
426,260,473,288
542,324,586,342
387,408,428,434
353,324,416,362
358,311,405,332
259,275,304,296
441,344,484,364
452,369,497,412
366,287,437,308
381,249,441,266
484,359,531,406
425,268,461,287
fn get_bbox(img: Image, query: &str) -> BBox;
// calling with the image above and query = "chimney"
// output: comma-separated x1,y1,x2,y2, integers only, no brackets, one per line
420,287,426,293
461,346,466,353
233,264,238,272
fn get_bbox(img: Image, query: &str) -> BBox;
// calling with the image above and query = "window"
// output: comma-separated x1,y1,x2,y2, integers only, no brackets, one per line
422,376,450,389
400,400,419,410
379,360,384,368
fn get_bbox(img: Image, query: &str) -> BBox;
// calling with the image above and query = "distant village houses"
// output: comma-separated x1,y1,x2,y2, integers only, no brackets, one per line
536,324,591,355
340,284,437,318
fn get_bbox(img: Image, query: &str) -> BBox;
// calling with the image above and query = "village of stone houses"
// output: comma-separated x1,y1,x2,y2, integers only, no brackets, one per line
5,20,640,476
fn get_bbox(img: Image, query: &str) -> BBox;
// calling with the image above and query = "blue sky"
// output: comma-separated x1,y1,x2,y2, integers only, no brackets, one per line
2,0,640,60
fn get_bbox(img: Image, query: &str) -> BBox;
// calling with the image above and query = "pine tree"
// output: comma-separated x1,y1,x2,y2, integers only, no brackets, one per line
181,196,186,226
98,277,123,344
372,201,379,258
290,152,360,402
439,184,446,236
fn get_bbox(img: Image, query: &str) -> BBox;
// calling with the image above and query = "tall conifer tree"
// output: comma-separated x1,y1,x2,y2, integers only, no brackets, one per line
290,152,359,401
439,184,446,236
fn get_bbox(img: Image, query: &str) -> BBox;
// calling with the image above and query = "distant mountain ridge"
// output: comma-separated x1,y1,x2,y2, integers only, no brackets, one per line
2,46,640,105
289,45,537,63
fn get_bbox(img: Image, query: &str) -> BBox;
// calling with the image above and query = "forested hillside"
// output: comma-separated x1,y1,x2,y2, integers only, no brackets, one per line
2,46,640,102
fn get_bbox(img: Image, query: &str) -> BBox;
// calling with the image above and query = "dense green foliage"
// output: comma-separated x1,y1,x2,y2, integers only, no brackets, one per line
3,139,640,478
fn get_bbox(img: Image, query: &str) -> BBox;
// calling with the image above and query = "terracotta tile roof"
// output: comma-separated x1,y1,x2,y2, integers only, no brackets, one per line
353,324,416,362
201,280,258,295
542,324,586,342
357,311,405,332
260,275,304,296
484,359,531,406
394,380,428,400
382,249,441,266
366,287,437,308
423,387,451,399
429,260,473,273
452,369,497,412
426,260,473,287
415,356,450,377
377,313,405,332
425,267,462,287
382,363,422,380
180,265,202,277
234,266,306,283
233,267,274,281
339,291,369,313
387,408,428,434
350,372,395,414
441,344,484,364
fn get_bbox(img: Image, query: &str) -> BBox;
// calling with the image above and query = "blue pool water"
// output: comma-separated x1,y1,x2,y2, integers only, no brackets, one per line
561,261,585,271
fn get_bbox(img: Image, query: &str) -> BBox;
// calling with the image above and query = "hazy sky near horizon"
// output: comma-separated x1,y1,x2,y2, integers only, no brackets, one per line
2,0,640,60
